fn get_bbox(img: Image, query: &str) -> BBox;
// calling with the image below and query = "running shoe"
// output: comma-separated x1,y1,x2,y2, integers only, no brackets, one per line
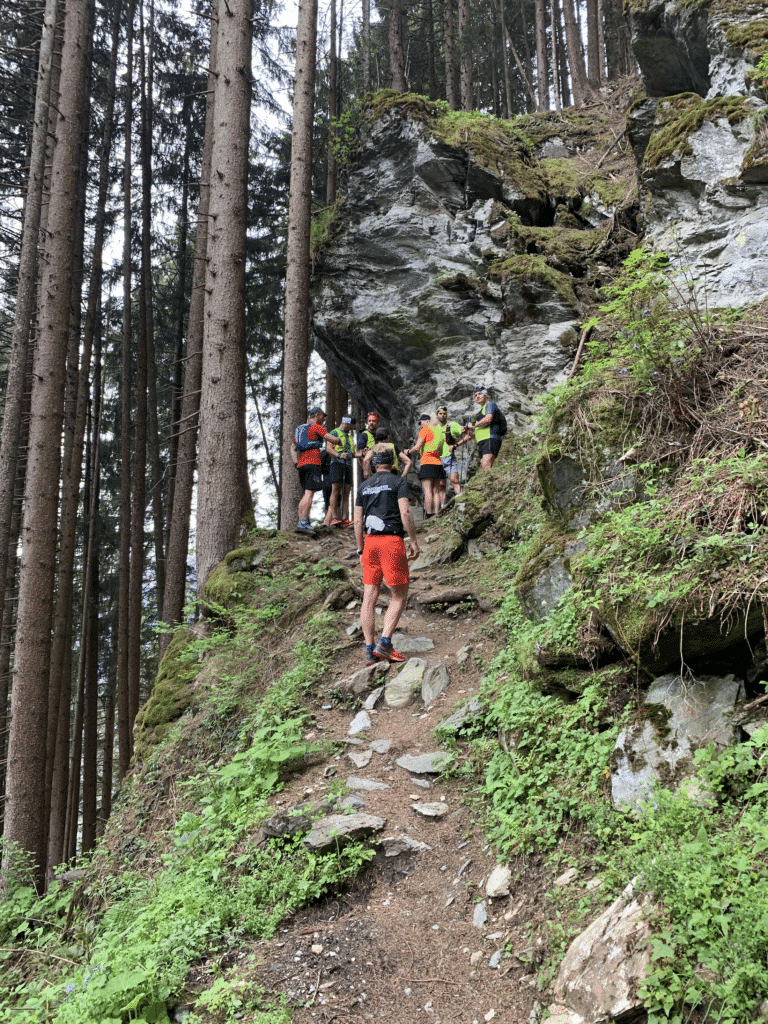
373,642,406,663
331,519,343,528
342,519,354,527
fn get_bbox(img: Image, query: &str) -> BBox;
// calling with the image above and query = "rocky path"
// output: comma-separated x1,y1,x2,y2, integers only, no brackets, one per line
248,524,548,1024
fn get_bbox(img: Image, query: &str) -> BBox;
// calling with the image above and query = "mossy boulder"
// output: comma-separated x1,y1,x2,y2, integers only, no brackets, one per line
134,627,201,758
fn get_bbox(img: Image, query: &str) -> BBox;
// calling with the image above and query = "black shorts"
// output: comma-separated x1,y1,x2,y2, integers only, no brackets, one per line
298,465,323,492
478,438,502,458
419,463,445,480
327,461,352,486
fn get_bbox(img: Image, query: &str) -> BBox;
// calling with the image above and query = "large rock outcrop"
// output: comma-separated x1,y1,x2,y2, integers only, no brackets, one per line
312,98,636,446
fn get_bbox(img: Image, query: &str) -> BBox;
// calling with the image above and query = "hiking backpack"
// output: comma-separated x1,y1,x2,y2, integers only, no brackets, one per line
294,422,322,453
492,406,508,437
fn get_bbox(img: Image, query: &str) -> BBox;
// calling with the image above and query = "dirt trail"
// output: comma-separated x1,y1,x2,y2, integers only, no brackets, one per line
249,522,547,1024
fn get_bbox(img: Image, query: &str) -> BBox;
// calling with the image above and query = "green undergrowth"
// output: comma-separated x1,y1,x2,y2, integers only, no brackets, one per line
0,539,369,1023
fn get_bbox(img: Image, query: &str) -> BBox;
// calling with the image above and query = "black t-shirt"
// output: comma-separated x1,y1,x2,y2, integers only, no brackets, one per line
356,471,409,536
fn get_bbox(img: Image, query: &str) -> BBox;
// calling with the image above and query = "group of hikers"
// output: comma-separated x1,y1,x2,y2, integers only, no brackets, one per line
291,385,506,665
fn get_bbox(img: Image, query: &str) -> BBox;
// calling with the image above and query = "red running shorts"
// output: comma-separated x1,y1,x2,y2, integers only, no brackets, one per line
361,535,409,587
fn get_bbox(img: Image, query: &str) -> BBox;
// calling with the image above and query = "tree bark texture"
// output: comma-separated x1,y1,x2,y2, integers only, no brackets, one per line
195,0,253,588
160,0,218,655
457,0,472,111
561,0,590,106
3,0,93,888
443,0,457,110
534,0,548,110
279,0,318,531
389,0,406,92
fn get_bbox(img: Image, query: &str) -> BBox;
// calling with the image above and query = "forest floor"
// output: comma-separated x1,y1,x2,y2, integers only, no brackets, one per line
188,515,558,1024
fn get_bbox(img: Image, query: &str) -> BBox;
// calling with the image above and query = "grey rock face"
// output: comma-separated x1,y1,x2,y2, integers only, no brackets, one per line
553,880,651,1024
437,696,485,734
611,673,745,814
640,96,768,311
625,0,711,97
312,112,581,448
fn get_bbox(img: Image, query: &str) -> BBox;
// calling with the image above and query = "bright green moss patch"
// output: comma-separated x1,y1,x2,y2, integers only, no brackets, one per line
134,628,198,756
488,253,578,307
644,94,751,169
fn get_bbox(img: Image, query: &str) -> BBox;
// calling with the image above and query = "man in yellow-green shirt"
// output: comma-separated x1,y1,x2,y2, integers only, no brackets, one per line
466,386,503,469
436,405,468,505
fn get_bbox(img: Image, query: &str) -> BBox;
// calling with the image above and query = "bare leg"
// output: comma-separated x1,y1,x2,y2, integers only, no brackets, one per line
450,470,461,495
330,481,342,522
298,489,313,520
361,583,381,647
480,452,495,470
381,583,408,639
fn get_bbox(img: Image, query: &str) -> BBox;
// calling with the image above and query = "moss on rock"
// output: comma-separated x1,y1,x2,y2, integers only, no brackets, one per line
644,94,752,170
134,629,198,757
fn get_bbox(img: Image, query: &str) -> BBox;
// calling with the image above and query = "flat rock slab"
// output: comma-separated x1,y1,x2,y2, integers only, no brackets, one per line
381,834,432,857
347,777,390,791
411,801,449,820
438,696,485,734
422,664,450,704
369,738,391,754
385,659,427,709
342,662,389,695
303,813,387,852
348,749,373,769
396,751,453,774
348,710,372,735
391,634,435,653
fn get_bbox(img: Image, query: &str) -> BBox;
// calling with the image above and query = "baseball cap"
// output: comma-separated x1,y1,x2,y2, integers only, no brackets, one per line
419,414,431,422
309,406,325,416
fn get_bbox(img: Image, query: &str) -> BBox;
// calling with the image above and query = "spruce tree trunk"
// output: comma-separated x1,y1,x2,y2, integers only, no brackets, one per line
326,0,337,206
195,0,254,588
362,0,371,92
561,0,590,106
443,0,457,110
160,0,218,656
3,0,93,889
279,0,318,532
118,0,135,781
0,0,57,679
389,0,406,92
457,0,472,111
534,0,548,110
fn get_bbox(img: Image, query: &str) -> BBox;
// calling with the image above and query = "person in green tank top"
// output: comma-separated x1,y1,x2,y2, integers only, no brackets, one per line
324,416,354,527
435,405,469,505
355,412,380,479
362,427,411,478
466,385,503,469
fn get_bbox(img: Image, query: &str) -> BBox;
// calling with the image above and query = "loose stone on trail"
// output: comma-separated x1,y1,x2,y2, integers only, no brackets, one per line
347,777,390,791
411,801,449,820
303,812,387,852
395,751,453,774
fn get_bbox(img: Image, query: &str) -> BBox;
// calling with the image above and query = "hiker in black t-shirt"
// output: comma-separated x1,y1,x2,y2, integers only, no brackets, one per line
354,444,419,665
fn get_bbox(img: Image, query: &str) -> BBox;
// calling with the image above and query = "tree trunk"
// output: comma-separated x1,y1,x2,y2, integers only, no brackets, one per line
141,0,165,628
279,0,318,532
561,0,590,106
362,0,371,92
585,0,601,86
425,0,437,99
553,0,568,110
457,0,472,110
389,0,406,92
443,0,457,110
0,0,57,693
326,0,337,205
534,0,548,110
195,0,254,588
118,0,135,781
160,0,218,655
3,0,93,889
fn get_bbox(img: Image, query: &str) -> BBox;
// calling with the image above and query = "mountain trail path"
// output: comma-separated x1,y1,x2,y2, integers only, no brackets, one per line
235,520,551,1024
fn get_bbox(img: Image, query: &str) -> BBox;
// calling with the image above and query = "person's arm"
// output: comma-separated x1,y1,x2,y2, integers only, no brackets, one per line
323,430,343,447
398,495,419,560
398,450,412,476
409,431,426,456
353,505,364,556
473,402,496,430
363,448,373,473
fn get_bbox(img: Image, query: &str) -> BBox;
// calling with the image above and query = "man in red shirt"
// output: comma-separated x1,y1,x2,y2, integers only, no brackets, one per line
291,407,342,536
